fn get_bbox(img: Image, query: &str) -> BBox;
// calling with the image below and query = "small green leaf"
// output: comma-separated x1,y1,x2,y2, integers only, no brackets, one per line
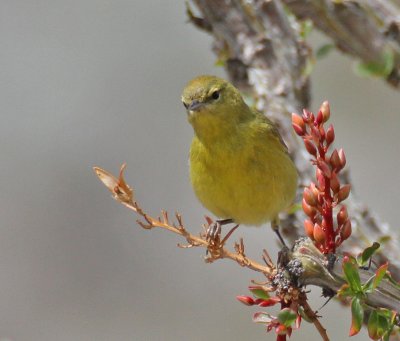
349,297,364,336
316,44,334,59
357,242,380,266
368,310,390,340
373,263,388,289
354,50,394,78
362,276,375,293
277,308,298,328
253,312,274,324
343,257,362,293
248,286,270,300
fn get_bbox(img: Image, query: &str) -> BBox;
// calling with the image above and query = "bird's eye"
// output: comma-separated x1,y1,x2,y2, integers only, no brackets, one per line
182,101,189,109
211,90,220,100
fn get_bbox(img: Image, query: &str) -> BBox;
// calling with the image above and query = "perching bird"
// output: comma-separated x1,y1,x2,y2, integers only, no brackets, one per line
182,75,298,244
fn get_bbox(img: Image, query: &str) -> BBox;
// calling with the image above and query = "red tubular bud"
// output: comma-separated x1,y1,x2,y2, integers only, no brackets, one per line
292,113,306,136
319,125,325,140
236,296,255,306
318,160,332,178
304,139,317,156
330,149,341,170
303,187,317,206
310,182,320,198
337,205,348,226
320,101,330,122
316,110,323,125
316,168,326,191
326,124,335,145
302,109,313,123
313,223,326,244
302,198,316,218
304,219,315,239
337,184,351,202
258,297,281,307
340,219,352,240
330,171,340,193
338,149,346,169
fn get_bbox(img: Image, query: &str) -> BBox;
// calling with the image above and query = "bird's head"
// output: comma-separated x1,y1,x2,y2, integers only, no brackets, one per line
181,75,249,142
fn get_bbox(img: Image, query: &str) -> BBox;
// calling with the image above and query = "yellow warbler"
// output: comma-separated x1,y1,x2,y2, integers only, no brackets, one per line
182,75,297,242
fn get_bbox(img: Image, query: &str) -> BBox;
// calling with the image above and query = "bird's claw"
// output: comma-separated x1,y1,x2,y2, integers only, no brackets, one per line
206,221,222,243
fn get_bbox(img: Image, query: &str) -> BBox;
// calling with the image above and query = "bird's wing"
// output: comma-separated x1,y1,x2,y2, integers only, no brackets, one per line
255,112,289,154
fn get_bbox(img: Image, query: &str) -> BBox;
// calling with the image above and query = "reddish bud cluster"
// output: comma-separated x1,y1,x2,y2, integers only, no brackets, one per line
292,102,351,253
237,291,301,339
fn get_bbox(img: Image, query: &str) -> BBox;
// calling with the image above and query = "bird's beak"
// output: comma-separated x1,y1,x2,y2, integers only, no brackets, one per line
188,100,203,112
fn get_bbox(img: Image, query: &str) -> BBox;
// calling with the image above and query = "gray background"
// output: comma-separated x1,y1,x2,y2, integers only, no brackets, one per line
1,1,399,340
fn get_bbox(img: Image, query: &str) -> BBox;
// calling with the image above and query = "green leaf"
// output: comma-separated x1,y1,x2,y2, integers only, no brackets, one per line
362,276,375,293
349,297,364,336
368,310,390,340
373,263,388,289
343,257,362,293
357,242,380,266
354,50,394,78
248,286,270,300
316,44,334,59
277,308,298,328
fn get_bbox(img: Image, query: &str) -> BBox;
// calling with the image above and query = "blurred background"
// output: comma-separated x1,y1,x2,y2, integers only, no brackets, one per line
0,1,399,340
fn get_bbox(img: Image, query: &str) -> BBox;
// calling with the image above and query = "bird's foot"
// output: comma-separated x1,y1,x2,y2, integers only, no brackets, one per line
206,218,234,242
204,218,238,255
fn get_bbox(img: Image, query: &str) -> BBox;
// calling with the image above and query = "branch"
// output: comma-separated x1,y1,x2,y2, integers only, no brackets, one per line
283,0,400,87
188,0,400,278
93,165,274,276
290,237,400,312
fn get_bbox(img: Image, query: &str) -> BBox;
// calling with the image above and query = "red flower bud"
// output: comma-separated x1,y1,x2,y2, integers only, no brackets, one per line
338,148,346,169
304,139,317,156
316,168,326,191
236,296,255,306
258,297,281,307
326,124,335,145
330,171,340,193
337,206,348,226
340,219,352,240
303,187,317,206
337,184,351,202
316,110,323,125
292,113,306,136
320,101,330,122
318,160,331,178
330,149,341,170
304,219,315,239
313,223,326,244
302,198,316,218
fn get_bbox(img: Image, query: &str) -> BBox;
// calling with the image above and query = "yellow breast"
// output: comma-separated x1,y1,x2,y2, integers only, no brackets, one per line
189,124,297,226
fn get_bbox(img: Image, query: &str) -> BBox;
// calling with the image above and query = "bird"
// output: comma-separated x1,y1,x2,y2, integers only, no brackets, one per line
181,75,298,245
